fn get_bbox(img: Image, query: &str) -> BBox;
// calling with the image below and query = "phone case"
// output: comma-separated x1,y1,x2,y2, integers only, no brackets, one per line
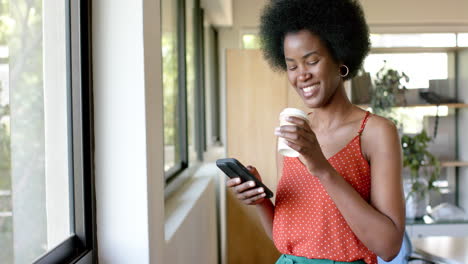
216,158,274,198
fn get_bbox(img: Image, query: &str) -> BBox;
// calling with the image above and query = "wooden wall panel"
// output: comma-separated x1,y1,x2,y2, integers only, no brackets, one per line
226,49,287,264
226,49,288,196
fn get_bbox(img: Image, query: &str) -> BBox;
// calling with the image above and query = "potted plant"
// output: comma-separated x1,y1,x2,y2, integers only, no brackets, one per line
370,61,409,121
401,130,441,219
367,63,441,219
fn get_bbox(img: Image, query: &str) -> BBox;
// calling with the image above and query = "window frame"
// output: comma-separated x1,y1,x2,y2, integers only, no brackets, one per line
164,0,189,183
33,0,96,263
194,5,206,159
364,49,455,91
366,34,463,91
164,0,205,184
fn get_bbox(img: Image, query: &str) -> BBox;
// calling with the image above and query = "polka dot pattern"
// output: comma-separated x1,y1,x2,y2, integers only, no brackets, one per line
272,112,377,264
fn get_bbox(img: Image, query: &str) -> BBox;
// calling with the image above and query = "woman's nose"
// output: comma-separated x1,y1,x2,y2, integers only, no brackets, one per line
298,71,311,81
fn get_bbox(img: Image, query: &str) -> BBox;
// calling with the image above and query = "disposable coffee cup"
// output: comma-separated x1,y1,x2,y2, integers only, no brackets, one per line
278,108,309,157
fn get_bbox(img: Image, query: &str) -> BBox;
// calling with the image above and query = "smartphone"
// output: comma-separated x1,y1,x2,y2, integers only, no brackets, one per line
216,158,274,198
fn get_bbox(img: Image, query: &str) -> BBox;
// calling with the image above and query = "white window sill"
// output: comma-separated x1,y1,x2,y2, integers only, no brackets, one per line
164,162,219,242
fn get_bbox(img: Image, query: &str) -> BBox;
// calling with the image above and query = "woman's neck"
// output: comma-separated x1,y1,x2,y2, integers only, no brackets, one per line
310,84,355,131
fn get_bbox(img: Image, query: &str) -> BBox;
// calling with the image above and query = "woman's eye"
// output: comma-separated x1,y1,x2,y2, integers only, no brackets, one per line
307,60,318,65
288,65,297,71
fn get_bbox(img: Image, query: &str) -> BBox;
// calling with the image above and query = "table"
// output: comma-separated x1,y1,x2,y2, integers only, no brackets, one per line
412,236,468,264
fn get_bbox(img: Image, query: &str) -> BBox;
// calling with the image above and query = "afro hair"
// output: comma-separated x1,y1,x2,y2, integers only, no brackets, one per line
259,0,370,80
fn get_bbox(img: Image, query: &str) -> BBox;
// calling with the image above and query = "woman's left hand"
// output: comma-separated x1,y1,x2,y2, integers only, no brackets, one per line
275,116,331,176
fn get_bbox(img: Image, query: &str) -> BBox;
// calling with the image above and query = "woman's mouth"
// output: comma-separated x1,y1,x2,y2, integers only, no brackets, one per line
301,84,319,98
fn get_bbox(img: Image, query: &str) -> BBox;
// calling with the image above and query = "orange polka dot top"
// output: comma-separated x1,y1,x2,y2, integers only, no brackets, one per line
272,111,377,264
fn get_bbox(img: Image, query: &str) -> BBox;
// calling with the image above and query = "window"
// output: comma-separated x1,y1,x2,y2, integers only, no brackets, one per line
370,33,468,48
364,33,468,89
162,0,185,177
162,0,205,183
242,34,261,49
370,33,457,48
363,33,460,134
186,0,199,164
364,33,464,208
458,33,468,47
364,53,449,89
0,0,94,263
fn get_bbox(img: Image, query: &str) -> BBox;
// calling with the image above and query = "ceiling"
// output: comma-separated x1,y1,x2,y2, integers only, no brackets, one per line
201,0,233,27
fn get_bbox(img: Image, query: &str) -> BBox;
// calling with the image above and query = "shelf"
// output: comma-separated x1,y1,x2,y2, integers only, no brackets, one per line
440,161,468,167
358,103,468,109
406,218,468,225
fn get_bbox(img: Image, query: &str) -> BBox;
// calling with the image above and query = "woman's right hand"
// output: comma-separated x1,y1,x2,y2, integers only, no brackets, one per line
226,166,267,205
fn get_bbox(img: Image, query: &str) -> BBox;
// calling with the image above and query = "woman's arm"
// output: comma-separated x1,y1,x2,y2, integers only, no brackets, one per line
319,117,405,260
278,115,405,261
255,196,275,239
226,167,275,239
225,147,282,240
225,165,276,239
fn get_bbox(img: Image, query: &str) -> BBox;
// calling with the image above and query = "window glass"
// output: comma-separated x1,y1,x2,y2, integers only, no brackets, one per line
1,0,72,263
458,33,468,47
363,53,448,89
186,0,197,164
370,33,456,48
162,0,181,171
242,34,261,49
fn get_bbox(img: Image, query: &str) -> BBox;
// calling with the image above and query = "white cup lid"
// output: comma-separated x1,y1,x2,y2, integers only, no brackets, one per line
280,108,308,120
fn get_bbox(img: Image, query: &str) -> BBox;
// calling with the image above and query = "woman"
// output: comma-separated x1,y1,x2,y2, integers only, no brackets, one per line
226,0,405,263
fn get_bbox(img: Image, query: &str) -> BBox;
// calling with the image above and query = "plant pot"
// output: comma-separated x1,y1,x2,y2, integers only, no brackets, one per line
351,73,372,104
395,88,407,106
406,191,429,219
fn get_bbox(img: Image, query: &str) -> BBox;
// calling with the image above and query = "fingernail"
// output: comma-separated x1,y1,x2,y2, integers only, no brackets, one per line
261,193,266,197
249,181,255,187
287,117,293,121
258,187,264,193
235,178,241,184
274,131,281,136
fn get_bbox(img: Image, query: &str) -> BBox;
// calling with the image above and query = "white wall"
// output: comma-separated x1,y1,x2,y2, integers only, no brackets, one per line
360,0,468,25
93,0,165,263
93,1,220,263
202,0,233,27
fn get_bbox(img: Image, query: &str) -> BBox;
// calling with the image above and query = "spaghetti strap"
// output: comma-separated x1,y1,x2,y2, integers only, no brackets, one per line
357,111,371,135
308,111,370,134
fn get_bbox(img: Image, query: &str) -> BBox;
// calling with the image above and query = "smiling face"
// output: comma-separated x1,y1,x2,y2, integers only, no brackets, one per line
283,30,343,108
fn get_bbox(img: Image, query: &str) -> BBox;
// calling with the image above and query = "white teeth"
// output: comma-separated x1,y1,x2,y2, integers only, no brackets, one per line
302,85,318,93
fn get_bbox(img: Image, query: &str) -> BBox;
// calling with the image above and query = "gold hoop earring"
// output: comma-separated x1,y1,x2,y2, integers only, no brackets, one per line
340,65,349,78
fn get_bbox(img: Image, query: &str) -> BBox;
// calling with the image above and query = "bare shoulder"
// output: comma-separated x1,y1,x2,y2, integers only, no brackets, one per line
361,114,400,160
364,114,398,136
